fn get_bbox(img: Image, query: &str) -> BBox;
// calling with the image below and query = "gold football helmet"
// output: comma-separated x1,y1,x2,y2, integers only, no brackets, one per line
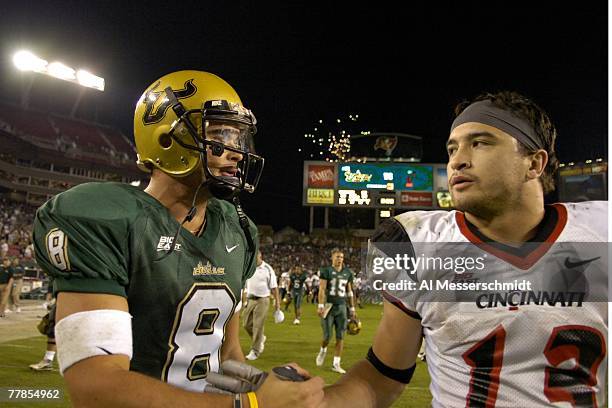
133,70,264,198
347,317,362,335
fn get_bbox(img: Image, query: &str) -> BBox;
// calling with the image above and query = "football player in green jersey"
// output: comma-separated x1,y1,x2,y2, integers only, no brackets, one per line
33,71,324,408
316,248,356,374
289,265,307,324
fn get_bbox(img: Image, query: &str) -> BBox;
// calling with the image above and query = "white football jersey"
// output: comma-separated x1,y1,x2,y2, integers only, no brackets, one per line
279,272,290,289
377,202,608,408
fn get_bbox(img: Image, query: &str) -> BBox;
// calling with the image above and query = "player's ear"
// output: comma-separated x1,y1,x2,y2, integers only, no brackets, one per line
526,149,548,181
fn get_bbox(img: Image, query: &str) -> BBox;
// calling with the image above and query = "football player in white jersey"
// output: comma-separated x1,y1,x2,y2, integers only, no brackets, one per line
324,91,607,407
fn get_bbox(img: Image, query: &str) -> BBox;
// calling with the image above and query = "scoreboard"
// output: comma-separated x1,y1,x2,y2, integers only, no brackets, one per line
303,161,452,209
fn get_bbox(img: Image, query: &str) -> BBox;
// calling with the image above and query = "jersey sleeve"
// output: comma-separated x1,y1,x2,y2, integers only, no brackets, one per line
369,217,421,319
268,265,278,289
33,186,131,297
319,267,329,281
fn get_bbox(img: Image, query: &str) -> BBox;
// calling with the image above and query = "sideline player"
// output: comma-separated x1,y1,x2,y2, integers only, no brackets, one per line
33,70,324,408
310,270,320,304
279,269,290,304
30,299,57,370
324,91,607,406
289,265,308,324
0,257,13,317
243,250,281,360
316,248,356,373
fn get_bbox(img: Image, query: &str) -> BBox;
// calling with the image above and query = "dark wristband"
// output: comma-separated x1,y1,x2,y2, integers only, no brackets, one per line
366,347,416,384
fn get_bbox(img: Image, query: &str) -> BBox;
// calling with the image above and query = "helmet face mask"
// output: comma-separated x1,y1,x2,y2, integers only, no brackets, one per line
167,107,264,198
134,71,264,199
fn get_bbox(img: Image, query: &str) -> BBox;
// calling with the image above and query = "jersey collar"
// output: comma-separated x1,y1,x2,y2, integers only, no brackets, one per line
455,204,568,269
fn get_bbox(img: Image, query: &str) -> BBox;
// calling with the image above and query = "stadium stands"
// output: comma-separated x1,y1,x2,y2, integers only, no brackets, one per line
50,115,110,154
0,102,57,146
0,102,135,160
100,127,135,156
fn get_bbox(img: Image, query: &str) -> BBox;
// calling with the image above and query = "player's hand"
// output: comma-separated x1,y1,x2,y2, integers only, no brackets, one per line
317,306,325,317
256,363,325,408
206,360,268,394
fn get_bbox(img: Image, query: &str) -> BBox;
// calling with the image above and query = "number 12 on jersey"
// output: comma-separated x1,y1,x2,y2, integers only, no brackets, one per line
463,325,606,407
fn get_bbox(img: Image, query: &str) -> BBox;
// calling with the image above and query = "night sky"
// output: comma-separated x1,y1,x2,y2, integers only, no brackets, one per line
0,1,607,231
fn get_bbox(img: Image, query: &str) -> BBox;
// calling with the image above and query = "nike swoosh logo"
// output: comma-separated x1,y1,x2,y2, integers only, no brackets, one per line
226,244,239,253
564,256,600,269
98,347,112,355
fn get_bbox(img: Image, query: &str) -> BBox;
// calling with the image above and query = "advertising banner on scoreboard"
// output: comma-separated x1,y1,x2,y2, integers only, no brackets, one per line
307,188,335,204
401,192,433,207
307,164,335,188
338,163,433,191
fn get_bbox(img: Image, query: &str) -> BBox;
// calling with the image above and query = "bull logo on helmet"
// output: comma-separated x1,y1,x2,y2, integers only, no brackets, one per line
141,79,197,125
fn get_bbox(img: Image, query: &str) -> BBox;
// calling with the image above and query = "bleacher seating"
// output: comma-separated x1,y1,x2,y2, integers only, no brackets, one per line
100,127,135,155
0,102,57,141
50,115,108,153
0,101,137,169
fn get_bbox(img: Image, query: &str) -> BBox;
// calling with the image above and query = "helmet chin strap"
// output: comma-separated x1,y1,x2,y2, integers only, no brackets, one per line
156,164,255,263
205,175,255,253
200,154,255,254
207,177,240,201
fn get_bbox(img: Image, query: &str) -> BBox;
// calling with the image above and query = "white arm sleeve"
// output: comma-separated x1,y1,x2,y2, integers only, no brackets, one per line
55,309,133,375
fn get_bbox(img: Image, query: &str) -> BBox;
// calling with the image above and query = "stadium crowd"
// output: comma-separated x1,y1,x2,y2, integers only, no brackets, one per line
0,198,37,263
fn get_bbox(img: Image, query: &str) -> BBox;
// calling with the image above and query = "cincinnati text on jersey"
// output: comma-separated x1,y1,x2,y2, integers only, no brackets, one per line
476,290,585,309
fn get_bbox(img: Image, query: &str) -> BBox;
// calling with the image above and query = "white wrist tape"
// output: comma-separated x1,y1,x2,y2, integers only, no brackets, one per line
55,309,133,375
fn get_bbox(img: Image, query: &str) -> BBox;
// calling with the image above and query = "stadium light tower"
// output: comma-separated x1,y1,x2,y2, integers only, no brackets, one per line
12,50,104,115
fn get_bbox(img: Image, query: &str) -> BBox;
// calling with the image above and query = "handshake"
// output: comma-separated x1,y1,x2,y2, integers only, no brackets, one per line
206,360,325,408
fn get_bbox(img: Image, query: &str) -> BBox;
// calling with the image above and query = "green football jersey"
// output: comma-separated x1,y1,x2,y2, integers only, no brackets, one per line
289,272,307,292
33,182,258,391
319,266,353,304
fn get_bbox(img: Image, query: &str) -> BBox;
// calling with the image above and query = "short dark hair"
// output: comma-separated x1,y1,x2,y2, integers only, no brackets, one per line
454,91,558,194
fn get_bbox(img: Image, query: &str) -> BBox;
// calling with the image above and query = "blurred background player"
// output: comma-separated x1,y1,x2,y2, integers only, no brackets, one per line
304,271,313,303
0,257,13,317
243,250,281,360
310,270,320,304
289,265,308,324
30,296,57,371
353,271,363,309
7,257,24,313
316,248,356,373
279,268,290,306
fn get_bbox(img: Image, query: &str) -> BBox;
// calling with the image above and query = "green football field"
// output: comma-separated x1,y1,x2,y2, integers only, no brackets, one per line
0,303,432,407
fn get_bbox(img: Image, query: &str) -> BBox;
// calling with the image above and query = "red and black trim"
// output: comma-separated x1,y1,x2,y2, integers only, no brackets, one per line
455,204,567,270
382,291,422,320
463,325,506,408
